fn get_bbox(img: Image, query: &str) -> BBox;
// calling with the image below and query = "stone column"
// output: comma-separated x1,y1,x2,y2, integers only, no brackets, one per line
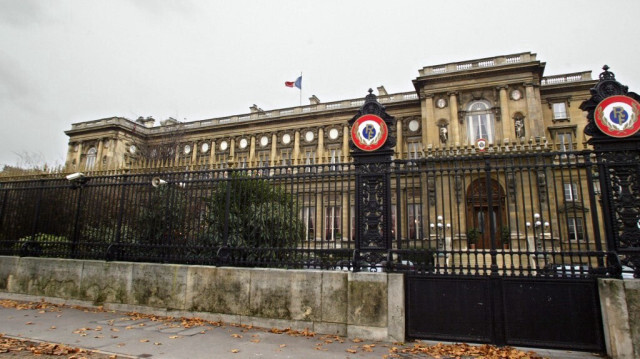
249,136,256,167
317,128,324,164
229,138,236,161
270,133,277,166
448,92,460,146
191,141,198,163
525,83,543,138
342,125,349,162
421,92,435,150
396,118,404,159
96,139,104,170
75,142,83,170
210,140,216,166
293,131,300,165
498,86,511,142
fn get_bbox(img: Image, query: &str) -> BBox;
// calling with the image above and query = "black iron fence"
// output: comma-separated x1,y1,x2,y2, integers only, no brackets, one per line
0,150,632,278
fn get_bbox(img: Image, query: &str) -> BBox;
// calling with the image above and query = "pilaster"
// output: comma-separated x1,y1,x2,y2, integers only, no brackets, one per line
498,86,511,142
448,92,460,146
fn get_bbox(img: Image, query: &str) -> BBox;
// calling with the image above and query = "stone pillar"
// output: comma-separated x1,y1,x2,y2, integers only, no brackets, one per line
270,133,277,166
317,128,324,164
448,92,460,146
191,141,198,163
342,125,349,162
249,136,256,167
210,140,216,166
96,139,104,170
75,142,83,170
498,86,512,142
293,131,300,165
229,138,236,162
396,118,404,159
421,92,435,150
525,83,543,138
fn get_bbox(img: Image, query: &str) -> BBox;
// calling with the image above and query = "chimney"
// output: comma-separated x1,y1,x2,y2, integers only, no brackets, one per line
309,95,321,105
136,116,155,128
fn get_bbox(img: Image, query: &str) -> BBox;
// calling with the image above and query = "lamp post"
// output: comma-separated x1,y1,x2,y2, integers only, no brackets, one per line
526,213,549,268
430,215,451,251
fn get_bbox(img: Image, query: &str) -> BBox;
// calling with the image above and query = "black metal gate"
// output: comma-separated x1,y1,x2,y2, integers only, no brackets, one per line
405,276,604,351
388,67,639,352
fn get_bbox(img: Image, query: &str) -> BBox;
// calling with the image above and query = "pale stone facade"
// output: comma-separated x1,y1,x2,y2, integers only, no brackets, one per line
63,52,600,262
64,52,595,173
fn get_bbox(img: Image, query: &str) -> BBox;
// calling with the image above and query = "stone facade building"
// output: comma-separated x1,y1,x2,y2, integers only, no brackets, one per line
63,52,599,260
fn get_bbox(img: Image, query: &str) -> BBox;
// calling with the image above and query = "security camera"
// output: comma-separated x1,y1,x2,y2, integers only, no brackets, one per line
151,177,168,187
66,172,86,182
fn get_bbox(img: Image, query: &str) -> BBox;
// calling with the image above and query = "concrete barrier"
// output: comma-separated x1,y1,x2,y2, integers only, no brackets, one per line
0,256,404,342
598,278,640,359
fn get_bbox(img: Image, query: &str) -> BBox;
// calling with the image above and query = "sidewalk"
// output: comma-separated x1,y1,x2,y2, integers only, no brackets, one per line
0,294,602,359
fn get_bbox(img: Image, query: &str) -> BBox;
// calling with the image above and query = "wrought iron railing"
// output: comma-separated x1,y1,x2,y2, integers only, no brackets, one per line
0,152,629,278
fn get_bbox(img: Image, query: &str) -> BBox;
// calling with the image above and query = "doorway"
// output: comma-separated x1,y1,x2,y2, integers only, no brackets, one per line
466,179,505,249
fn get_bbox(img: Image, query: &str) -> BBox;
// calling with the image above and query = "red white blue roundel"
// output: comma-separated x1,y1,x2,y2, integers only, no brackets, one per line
595,95,640,138
351,114,388,151
476,138,487,152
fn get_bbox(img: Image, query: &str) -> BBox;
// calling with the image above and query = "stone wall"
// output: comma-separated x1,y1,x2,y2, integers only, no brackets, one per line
0,256,404,342
598,278,640,359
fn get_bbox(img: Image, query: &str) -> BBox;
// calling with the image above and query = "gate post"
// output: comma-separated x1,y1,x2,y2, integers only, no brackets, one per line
581,66,640,278
349,89,396,270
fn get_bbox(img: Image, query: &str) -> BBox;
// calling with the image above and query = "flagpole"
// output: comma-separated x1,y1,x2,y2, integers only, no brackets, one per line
299,72,302,106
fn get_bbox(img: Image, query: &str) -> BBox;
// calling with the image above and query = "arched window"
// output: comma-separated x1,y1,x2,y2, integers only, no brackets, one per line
466,100,495,144
85,147,97,170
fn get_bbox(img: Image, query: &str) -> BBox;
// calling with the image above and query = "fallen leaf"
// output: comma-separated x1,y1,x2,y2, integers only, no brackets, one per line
139,339,149,343
346,348,357,353
279,344,287,348
154,342,162,346
169,335,181,339
231,334,243,338
231,349,239,353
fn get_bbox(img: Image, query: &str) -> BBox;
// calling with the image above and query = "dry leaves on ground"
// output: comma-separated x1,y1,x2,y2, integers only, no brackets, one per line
0,333,112,358
386,342,548,359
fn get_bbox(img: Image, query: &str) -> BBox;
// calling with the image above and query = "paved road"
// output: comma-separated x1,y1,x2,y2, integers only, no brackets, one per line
0,294,602,359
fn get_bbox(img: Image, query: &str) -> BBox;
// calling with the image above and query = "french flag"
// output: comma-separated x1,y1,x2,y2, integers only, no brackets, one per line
285,76,302,89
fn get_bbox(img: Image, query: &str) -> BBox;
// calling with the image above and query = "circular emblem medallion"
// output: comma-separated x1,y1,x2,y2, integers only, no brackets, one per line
476,138,487,152
351,114,388,151
595,95,640,138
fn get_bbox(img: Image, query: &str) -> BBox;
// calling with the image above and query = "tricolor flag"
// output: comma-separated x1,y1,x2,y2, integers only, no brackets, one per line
285,76,302,89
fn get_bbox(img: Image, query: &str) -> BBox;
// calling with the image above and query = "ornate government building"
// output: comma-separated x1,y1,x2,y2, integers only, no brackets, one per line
63,52,599,259
65,52,593,172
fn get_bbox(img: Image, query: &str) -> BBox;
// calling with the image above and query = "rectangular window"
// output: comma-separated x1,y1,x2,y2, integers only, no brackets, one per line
237,153,248,169
567,217,585,241
564,183,579,201
280,149,291,166
300,206,315,241
407,142,421,165
407,203,423,240
304,148,316,173
329,148,341,171
553,103,568,120
217,154,228,169
556,132,573,152
325,206,341,240
257,151,269,176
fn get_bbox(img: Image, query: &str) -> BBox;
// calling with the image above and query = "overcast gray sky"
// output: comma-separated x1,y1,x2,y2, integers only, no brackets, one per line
1,0,639,168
